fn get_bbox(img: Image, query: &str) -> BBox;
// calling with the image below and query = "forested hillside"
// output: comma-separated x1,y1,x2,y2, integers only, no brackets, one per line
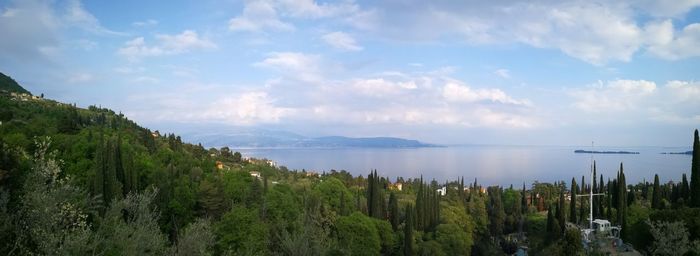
1,76,700,255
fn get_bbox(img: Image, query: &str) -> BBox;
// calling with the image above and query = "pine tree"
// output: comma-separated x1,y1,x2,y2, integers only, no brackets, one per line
404,205,414,256
570,178,577,224
389,192,399,231
691,129,700,207
652,174,662,209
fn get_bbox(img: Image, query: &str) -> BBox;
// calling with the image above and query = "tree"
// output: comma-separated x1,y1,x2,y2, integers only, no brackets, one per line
172,219,215,256
487,186,505,236
215,206,268,255
335,212,381,256
648,220,695,256
557,189,565,234
691,129,700,207
681,173,690,203
404,205,414,256
653,174,662,209
563,229,583,255
436,223,471,256
570,178,577,224
388,192,399,231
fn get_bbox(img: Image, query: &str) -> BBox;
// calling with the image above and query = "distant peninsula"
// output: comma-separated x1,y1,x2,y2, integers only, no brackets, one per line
660,151,693,155
181,128,441,148
574,150,640,154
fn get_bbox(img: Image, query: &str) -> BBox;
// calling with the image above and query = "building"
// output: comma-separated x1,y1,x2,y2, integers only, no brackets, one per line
390,182,403,191
437,187,447,196
250,171,261,179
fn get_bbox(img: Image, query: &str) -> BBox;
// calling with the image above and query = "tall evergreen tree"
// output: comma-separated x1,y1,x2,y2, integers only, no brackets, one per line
558,189,565,234
652,174,662,209
579,175,586,223
598,174,605,219
546,203,555,236
592,162,598,218
404,205,414,256
521,183,528,215
389,192,399,231
570,178,577,224
691,129,700,207
681,173,690,203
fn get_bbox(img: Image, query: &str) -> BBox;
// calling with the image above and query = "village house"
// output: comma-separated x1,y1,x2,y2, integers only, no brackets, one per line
250,171,261,179
390,182,403,191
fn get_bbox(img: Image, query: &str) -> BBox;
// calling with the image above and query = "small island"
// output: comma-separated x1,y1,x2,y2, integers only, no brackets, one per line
574,149,640,154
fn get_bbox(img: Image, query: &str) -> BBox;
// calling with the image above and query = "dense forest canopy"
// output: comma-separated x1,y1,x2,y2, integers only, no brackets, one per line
1,74,700,255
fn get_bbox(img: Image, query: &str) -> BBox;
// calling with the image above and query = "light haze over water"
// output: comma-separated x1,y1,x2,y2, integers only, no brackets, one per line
239,145,692,187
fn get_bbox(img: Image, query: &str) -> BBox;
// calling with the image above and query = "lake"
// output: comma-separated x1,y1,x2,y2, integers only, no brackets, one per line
238,145,693,187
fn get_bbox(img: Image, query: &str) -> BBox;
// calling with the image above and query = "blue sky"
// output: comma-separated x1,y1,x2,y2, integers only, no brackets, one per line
1,0,699,146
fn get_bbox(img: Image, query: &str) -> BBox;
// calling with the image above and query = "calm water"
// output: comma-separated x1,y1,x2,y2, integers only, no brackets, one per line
238,145,693,187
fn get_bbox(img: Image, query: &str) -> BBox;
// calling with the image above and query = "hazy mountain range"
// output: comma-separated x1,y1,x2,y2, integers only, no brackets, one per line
178,128,438,148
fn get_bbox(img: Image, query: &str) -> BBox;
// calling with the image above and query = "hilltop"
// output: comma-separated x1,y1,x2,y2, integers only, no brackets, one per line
0,72,31,95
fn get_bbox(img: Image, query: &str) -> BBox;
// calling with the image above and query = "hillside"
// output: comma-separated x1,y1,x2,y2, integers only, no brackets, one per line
1,74,698,255
0,72,31,95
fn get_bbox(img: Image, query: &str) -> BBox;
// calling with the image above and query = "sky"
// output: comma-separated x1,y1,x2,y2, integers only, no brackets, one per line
1,0,699,147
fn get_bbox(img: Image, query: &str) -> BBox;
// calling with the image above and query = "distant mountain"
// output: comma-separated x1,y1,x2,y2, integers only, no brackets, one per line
0,72,31,95
183,129,438,148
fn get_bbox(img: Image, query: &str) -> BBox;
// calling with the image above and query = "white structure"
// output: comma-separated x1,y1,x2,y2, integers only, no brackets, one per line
250,171,261,179
436,187,446,196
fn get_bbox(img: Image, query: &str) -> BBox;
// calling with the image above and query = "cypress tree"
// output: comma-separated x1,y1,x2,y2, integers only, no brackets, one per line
691,129,700,207
681,173,690,203
570,178,577,224
546,204,555,235
404,205,414,256
592,162,598,218
389,192,399,231
579,175,586,223
558,190,565,234
652,174,661,209
598,174,605,219
521,183,528,215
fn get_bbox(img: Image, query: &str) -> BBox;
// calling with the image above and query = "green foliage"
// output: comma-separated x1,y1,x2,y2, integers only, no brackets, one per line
0,72,31,94
647,220,697,256
215,205,268,255
436,223,471,256
692,129,700,207
314,177,353,214
172,219,215,256
335,212,381,256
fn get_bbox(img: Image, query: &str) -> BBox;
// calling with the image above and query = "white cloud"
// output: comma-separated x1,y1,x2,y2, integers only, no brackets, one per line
132,19,158,27
494,69,510,79
322,31,362,51
570,79,656,112
351,78,417,97
254,52,322,82
132,76,159,84
354,1,700,64
228,0,362,33
63,0,126,36
203,92,293,125
647,22,700,60
228,1,294,32
67,73,93,83
442,82,530,105
117,30,216,60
